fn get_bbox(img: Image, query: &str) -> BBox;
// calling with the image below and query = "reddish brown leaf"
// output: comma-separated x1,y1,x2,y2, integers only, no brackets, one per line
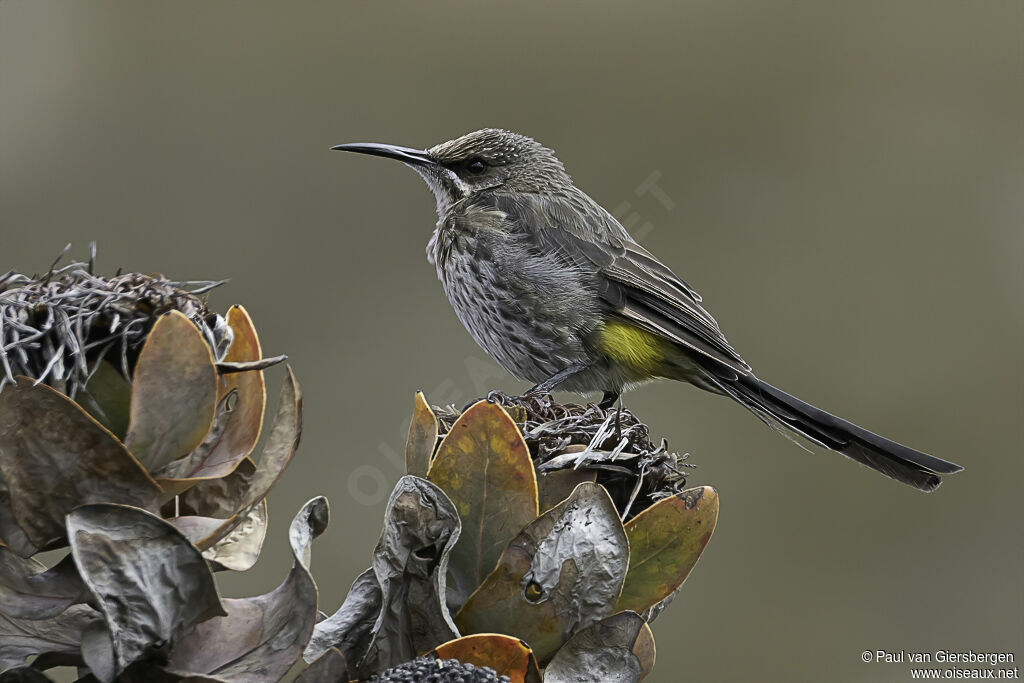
157,306,266,490
433,634,540,683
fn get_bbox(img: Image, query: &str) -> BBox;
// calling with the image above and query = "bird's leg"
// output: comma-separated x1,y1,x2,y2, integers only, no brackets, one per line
615,394,623,438
598,391,620,410
527,363,589,396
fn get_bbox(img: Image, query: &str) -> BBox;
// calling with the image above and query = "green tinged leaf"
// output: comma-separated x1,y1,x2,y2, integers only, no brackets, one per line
77,361,132,439
404,391,437,478
615,486,718,614
427,400,538,605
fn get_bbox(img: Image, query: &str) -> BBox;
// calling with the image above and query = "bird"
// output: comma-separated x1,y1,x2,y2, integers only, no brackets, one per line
332,128,963,492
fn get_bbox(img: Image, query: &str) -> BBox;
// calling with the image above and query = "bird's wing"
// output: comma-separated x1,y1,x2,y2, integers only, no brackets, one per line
490,192,751,376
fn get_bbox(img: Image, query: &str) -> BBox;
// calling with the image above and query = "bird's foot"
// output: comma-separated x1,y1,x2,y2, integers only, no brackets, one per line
598,391,623,441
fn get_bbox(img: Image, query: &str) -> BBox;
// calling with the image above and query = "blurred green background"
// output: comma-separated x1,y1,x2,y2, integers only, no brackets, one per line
2,2,1021,681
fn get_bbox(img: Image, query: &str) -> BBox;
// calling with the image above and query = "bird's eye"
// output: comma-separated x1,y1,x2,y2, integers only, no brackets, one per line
466,158,486,174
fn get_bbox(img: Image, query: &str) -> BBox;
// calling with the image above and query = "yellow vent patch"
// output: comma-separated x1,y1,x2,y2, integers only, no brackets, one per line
597,320,673,375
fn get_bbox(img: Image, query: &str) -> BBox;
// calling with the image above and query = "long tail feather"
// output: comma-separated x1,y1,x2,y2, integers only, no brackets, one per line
714,374,962,492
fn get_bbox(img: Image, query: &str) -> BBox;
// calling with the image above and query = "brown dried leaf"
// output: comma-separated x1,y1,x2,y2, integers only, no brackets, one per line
537,464,597,514
306,477,461,679
404,391,437,478
296,648,349,683
427,400,538,605
0,482,36,558
0,549,86,619
172,458,256,520
67,504,226,679
156,307,266,488
167,368,302,551
432,634,541,683
0,665,56,682
202,499,268,572
455,483,628,664
124,311,218,472
362,477,461,677
0,378,163,550
168,497,327,682
614,486,718,615
543,611,656,683
303,568,381,670
0,604,100,674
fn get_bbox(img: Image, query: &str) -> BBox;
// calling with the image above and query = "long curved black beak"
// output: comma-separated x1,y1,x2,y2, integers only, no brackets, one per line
330,142,435,166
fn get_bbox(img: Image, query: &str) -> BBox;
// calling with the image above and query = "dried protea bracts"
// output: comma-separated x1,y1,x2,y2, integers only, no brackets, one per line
305,395,719,682
0,252,230,398
449,390,694,521
0,260,311,682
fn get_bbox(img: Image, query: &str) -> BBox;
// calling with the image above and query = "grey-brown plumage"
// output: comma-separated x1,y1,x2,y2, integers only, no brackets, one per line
332,129,963,492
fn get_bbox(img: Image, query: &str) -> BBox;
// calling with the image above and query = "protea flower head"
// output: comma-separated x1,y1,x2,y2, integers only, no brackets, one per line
305,392,719,682
0,249,319,683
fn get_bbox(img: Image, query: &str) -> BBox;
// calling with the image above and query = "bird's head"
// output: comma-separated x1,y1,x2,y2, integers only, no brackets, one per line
332,128,572,215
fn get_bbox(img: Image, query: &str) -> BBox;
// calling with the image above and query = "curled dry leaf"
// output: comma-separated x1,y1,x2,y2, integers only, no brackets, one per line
427,400,538,606
0,549,87,619
124,311,218,472
172,458,256,520
295,647,348,683
0,378,163,551
66,504,226,681
360,476,462,677
303,568,381,670
456,482,628,664
307,477,461,679
0,604,101,674
614,486,718,615
201,499,268,572
157,306,267,489
168,497,328,683
404,391,438,478
168,368,302,551
432,634,541,683
543,611,656,683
